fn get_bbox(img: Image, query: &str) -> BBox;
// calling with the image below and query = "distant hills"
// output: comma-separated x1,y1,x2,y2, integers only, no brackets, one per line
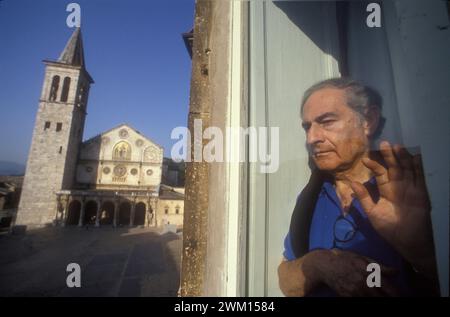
0,161,25,176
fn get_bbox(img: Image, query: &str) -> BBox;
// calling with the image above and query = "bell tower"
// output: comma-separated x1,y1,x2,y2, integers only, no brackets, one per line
16,28,94,227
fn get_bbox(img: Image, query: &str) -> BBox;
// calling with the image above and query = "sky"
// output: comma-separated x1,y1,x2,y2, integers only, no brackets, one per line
0,0,194,167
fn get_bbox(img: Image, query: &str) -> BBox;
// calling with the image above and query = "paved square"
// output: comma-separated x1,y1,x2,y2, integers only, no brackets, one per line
0,227,182,297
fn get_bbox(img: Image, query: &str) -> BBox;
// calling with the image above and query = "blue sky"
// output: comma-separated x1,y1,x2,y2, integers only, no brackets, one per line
0,0,194,166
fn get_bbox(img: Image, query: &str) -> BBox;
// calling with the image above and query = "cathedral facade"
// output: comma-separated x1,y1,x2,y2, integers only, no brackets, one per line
16,28,184,229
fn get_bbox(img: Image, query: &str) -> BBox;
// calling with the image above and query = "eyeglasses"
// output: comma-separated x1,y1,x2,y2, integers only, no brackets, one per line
333,214,358,248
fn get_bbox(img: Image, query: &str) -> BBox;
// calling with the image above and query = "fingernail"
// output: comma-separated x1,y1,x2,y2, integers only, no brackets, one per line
380,140,390,148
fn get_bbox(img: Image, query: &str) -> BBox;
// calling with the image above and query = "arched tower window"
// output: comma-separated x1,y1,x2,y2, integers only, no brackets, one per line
77,84,85,106
112,141,132,161
49,75,60,101
60,77,71,102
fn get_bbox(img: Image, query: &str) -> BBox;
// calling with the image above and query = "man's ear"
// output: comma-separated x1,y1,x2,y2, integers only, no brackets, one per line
364,106,380,138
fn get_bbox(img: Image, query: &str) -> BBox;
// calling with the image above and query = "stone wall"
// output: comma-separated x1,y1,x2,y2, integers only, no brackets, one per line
156,198,184,227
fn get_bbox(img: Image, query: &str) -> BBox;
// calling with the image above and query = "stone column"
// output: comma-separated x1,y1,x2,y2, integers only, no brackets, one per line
147,204,153,226
146,198,151,227
113,199,119,227
150,198,157,227
129,199,136,227
54,196,61,226
61,195,70,227
95,199,101,227
78,197,86,227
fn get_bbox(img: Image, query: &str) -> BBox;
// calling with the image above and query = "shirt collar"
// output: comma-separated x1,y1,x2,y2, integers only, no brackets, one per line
321,175,379,206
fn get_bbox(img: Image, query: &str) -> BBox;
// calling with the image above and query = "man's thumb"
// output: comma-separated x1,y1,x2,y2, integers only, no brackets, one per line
350,181,376,215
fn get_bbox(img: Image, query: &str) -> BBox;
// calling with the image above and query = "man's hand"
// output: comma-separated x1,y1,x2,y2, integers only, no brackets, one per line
278,249,398,297
278,250,323,297
349,141,437,278
316,249,399,297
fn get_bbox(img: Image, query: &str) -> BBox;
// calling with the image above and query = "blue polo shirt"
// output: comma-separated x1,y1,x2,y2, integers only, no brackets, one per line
283,177,411,296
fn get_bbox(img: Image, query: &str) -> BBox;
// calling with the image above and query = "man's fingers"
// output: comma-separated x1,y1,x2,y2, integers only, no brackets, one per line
393,145,414,182
350,181,376,214
380,141,404,180
362,157,389,186
380,141,399,168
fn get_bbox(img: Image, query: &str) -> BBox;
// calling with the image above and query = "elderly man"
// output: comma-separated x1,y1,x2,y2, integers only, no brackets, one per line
278,78,439,297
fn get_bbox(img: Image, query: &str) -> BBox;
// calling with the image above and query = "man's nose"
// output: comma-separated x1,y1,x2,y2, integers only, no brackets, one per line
306,124,324,146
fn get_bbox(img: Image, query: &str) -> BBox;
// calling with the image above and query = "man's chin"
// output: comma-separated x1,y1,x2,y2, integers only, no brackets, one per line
312,159,339,173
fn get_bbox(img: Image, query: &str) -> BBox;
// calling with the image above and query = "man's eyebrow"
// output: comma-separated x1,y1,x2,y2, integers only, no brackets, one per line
315,112,338,122
301,121,310,130
302,112,338,127
301,112,339,129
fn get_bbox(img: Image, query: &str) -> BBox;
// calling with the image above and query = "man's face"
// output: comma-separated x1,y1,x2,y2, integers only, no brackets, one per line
301,88,370,173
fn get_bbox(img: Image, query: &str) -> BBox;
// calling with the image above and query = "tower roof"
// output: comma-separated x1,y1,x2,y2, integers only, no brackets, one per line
58,27,85,68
